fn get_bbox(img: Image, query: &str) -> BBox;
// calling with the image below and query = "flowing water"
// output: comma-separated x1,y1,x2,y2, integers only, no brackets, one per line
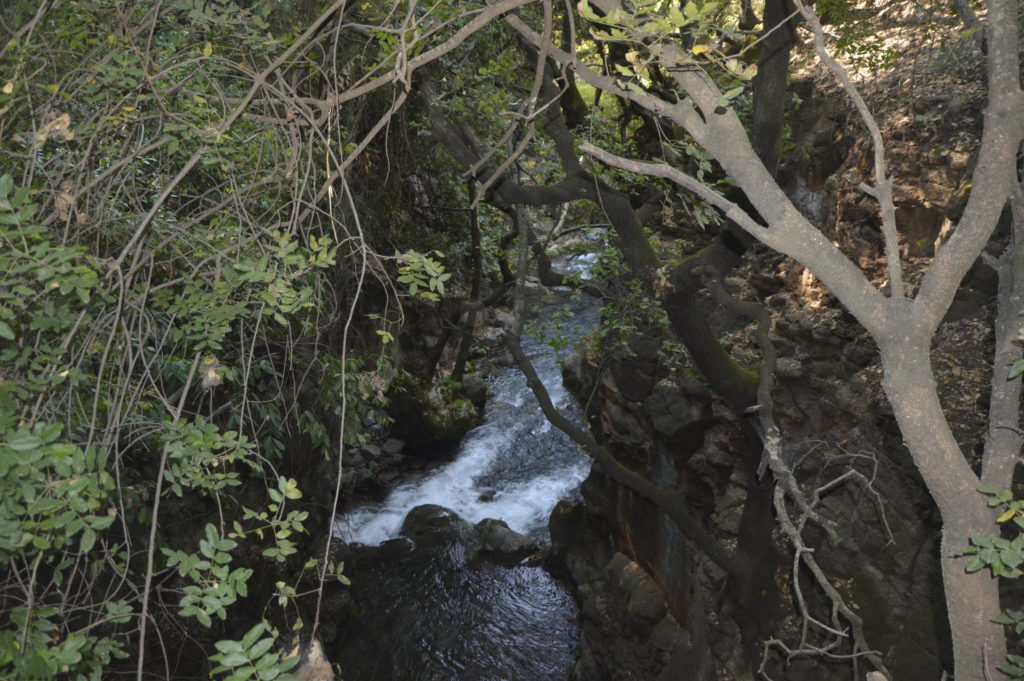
332,289,599,681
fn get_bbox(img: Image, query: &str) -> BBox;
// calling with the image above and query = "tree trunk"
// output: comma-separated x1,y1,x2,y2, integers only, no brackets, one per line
880,341,1006,680
452,180,483,383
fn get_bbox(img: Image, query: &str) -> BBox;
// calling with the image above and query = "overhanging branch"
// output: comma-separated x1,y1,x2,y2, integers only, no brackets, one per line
504,331,743,580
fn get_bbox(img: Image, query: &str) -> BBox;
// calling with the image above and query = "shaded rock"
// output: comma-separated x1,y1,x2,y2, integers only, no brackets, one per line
605,552,667,626
549,500,610,586
339,470,355,488
611,357,657,402
651,614,684,652
645,380,712,456
377,537,416,559
491,308,515,328
358,444,382,460
386,374,481,448
353,471,386,500
775,356,803,378
474,518,537,564
400,504,470,548
381,438,405,458
460,373,488,410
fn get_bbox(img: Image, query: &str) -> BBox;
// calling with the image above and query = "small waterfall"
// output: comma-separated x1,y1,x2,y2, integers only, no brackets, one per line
334,292,599,545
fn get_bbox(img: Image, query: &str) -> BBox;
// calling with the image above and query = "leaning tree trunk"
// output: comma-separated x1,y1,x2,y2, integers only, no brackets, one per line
880,340,1006,680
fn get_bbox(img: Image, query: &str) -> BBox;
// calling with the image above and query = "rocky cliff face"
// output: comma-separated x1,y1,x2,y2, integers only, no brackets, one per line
553,291,957,680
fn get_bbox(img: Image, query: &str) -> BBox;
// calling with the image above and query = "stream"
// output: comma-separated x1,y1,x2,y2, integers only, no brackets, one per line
332,288,600,681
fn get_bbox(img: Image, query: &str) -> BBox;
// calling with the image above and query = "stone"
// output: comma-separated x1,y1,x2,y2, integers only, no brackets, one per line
359,444,382,460
776,357,803,378
377,537,416,559
605,553,667,625
627,577,666,624
549,500,609,586
381,438,405,457
492,308,514,328
474,518,537,564
400,504,470,547
651,614,683,652
646,380,708,442
386,374,481,447
460,373,488,410
293,639,334,681
611,357,656,402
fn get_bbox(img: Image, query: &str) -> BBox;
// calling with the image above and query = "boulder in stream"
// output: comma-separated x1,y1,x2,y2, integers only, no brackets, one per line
400,504,472,548
473,518,538,565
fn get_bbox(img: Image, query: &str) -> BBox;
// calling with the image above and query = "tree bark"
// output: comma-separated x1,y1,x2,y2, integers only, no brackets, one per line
879,341,1006,680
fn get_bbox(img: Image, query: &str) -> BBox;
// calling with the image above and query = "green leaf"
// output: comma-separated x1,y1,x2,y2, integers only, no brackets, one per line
8,434,41,451
217,651,250,667
39,423,62,443
226,668,256,681
257,667,281,681
241,623,265,649
1004,550,1024,569
91,514,116,531
1010,359,1024,379
215,639,245,655
965,555,986,573
248,637,274,659
80,527,97,552
254,652,280,671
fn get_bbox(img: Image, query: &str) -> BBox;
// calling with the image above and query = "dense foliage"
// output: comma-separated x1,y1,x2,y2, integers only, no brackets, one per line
0,0,1018,680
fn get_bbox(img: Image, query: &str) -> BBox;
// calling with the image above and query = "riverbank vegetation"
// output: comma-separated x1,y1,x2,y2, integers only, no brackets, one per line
0,1,1020,680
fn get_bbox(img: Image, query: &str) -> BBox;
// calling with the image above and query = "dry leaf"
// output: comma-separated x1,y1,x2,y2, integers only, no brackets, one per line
55,191,75,221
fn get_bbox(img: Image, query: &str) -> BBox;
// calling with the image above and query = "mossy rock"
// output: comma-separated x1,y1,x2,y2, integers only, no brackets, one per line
386,373,481,448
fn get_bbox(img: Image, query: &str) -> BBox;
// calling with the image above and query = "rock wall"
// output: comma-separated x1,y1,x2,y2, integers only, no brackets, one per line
554,307,954,679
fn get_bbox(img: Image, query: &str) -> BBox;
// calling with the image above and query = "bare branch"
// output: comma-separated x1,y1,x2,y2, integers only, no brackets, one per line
504,331,743,580
580,142,765,235
914,0,1024,333
791,0,903,300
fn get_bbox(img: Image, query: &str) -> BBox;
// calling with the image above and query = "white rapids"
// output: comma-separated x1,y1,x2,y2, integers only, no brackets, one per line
334,293,599,546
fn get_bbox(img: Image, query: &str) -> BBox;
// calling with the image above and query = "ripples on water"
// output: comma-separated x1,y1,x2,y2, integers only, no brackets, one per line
337,552,580,681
